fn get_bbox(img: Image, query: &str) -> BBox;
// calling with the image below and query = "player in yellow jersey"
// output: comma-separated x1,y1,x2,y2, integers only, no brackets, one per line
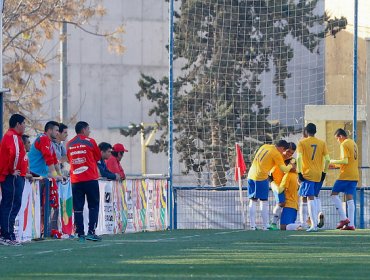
330,128,359,230
279,158,302,230
247,140,293,230
297,123,330,232
269,142,296,229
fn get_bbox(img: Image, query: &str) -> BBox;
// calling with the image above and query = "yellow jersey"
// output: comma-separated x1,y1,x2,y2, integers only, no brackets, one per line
248,144,285,181
338,139,359,181
271,165,284,185
281,172,299,210
297,137,329,182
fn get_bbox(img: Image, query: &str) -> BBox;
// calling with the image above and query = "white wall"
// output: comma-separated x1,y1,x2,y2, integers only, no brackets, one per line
41,1,177,177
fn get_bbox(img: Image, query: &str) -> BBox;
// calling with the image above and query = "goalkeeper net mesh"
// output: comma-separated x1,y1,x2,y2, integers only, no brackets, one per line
171,0,347,187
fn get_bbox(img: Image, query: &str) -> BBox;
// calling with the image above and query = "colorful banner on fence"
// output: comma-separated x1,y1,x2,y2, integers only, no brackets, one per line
0,178,167,240
88,179,168,235
14,180,41,241
59,179,73,235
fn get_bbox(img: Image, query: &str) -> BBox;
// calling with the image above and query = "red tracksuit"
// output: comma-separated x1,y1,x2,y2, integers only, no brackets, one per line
66,134,101,183
0,128,27,182
0,128,27,240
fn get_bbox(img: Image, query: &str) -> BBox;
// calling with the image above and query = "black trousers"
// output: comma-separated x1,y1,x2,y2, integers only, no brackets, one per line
0,175,25,239
72,180,99,236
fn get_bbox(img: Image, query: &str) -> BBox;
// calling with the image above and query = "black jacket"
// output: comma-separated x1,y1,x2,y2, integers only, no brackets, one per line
97,158,116,180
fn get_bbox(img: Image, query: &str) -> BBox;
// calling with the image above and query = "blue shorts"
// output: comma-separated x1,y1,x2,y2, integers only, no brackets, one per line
332,180,357,195
273,190,286,204
314,181,323,197
280,207,298,225
299,180,321,197
247,179,269,200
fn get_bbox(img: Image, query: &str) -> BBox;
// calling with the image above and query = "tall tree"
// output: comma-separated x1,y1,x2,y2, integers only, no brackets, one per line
2,0,124,130
122,0,346,186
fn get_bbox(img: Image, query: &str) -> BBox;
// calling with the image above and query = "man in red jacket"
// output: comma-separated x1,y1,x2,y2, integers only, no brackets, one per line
106,143,128,180
67,121,102,242
0,114,27,246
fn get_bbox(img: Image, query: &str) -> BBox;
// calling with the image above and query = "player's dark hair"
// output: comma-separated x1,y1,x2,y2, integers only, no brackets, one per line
334,128,347,137
305,123,316,135
9,114,26,128
98,142,112,152
75,121,89,134
275,140,289,150
21,134,30,143
111,151,124,157
58,123,68,133
44,121,59,132
288,142,296,151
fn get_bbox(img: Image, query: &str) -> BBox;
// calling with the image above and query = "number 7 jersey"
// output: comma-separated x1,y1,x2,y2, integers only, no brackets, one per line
297,137,329,182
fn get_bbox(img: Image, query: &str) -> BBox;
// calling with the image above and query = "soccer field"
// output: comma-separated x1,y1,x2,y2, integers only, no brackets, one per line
0,230,369,279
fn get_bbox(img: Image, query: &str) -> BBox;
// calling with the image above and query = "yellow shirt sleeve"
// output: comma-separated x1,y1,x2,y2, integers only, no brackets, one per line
297,152,302,173
278,172,289,193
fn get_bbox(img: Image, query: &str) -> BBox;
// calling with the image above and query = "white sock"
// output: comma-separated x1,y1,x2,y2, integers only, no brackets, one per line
272,205,282,224
331,195,347,220
316,197,322,213
307,200,317,228
249,200,257,228
286,223,302,231
260,200,269,228
347,200,355,227
299,201,308,225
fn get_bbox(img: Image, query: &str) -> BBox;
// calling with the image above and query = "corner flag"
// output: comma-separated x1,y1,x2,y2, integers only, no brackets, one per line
234,143,247,181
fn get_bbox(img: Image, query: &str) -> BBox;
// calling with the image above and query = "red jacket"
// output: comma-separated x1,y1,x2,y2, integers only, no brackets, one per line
106,155,126,180
67,134,101,183
0,128,28,182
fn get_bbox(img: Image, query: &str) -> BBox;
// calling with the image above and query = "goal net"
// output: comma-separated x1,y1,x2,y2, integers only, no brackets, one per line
170,0,347,187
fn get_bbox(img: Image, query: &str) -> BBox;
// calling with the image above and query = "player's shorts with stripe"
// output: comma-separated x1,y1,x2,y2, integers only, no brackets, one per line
247,179,269,200
299,180,321,197
280,207,297,225
314,181,323,196
332,180,357,195
273,190,286,204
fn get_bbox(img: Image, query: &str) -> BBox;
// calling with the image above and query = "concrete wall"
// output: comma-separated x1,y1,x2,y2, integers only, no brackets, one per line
325,0,370,105
40,1,174,177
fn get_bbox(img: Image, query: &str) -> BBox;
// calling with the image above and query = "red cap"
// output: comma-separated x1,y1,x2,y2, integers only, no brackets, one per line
113,143,128,152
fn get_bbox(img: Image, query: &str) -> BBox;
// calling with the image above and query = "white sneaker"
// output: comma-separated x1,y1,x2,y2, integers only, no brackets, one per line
0,237,22,246
250,226,258,231
0,237,9,246
306,226,318,232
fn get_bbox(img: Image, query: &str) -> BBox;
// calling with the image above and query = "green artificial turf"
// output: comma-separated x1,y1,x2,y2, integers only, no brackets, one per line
1,229,369,279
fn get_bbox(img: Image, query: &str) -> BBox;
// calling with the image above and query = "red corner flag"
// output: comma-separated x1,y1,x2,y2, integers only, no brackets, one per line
235,143,247,181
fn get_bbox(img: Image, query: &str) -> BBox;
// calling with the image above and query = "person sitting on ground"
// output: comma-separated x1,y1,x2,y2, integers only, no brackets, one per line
269,142,297,230
279,158,302,231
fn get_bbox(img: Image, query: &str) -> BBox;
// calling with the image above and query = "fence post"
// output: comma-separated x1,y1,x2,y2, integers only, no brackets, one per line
173,187,177,230
43,179,51,238
360,188,365,229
